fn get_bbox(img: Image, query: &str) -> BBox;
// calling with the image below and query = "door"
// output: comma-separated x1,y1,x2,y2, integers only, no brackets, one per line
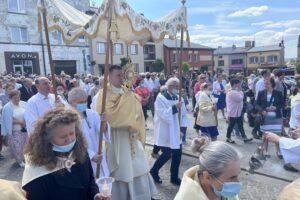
53,60,77,76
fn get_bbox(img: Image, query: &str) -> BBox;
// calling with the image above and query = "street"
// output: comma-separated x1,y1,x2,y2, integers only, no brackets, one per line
0,107,299,200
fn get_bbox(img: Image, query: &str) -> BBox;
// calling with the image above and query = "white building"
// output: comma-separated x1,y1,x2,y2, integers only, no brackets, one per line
0,0,91,76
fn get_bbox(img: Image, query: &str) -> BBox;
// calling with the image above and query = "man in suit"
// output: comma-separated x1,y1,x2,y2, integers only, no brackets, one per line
18,78,37,102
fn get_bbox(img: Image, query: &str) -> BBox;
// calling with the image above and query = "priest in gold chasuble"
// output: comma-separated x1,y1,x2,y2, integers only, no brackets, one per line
96,65,157,200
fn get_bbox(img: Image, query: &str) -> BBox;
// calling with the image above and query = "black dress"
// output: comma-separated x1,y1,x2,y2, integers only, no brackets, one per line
23,154,99,200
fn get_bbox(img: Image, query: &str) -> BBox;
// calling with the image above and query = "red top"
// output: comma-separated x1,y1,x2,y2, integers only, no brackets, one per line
135,86,151,106
194,81,204,95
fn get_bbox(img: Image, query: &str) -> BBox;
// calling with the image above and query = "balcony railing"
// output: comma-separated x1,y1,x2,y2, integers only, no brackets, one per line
144,53,156,60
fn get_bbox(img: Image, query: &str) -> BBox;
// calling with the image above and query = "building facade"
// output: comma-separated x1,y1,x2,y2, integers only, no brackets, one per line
246,41,285,74
214,41,253,75
163,39,214,75
91,37,213,75
214,41,285,75
0,0,91,76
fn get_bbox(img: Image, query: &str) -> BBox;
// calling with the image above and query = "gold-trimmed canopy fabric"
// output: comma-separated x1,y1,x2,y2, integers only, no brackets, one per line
38,0,188,45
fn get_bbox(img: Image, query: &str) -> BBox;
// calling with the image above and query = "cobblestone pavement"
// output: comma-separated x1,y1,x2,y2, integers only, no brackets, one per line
0,108,298,200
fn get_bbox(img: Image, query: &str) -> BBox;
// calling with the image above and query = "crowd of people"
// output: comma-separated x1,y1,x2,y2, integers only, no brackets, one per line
0,66,299,200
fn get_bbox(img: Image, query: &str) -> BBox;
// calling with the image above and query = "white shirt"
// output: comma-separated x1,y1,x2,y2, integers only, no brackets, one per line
152,78,161,91
289,93,300,129
280,137,300,163
84,83,93,96
255,78,265,100
15,83,22,90
213,81,224,96
24,93,66,134
81,109,110,177
144,78,154,92
91,92,99,111
12,103,26,131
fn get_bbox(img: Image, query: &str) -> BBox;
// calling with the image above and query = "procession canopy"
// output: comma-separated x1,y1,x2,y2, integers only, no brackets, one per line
37,0,188,45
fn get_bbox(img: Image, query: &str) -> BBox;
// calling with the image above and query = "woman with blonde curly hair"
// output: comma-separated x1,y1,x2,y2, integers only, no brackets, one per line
21,107,110,200
174,137,241,200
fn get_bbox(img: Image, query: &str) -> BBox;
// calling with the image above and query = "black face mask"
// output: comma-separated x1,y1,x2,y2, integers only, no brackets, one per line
146,76,150,79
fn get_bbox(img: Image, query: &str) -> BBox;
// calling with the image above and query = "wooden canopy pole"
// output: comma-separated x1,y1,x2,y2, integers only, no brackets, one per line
41,0,57,98
178,28,184,127
95,0,113,179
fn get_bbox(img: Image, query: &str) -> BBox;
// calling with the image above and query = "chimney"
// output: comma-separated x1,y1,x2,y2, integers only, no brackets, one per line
232,44,236,49
252,41,255,47
245,41,251,48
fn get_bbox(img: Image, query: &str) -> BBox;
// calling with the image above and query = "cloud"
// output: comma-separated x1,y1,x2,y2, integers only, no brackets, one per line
190,27,299,58
228,6,268,17
251,20,300,29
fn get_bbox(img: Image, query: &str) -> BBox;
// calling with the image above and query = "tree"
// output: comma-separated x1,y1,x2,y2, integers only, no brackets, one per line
182,62,190,73
200,64,209,73
120,57,129,67
296,61,300,74
153,59,164,72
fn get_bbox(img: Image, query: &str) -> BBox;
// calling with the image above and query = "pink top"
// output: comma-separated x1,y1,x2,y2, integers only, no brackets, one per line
226,90,244,118
194,82,203,95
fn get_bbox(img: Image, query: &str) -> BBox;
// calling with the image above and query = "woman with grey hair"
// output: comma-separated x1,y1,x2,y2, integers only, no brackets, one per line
174,137,241,200
68,87,111,178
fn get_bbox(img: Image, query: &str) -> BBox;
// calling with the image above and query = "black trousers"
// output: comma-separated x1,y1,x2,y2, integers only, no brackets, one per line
152,145,161,154
150,145,182,180
226,116,247,139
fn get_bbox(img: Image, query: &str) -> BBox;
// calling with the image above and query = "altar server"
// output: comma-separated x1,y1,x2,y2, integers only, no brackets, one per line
68,87,110,177
150,77,183,186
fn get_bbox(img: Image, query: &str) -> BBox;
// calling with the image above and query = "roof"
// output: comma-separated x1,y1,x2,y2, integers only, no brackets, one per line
247,45,282,53
163,39,214,50
214,46,251,55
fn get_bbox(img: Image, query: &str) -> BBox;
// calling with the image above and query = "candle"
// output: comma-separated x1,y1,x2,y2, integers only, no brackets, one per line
101,180,110,197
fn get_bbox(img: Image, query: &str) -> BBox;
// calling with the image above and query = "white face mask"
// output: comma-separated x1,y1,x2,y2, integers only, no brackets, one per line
172,89,179,95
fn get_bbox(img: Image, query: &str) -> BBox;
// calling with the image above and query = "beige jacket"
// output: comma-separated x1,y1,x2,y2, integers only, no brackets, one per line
196,92,217,127
174,166,239,200
277,177,300,200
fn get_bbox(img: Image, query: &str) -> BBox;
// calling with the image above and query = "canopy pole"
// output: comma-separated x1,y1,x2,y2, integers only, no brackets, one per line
41,0,57,98
178,28,184,128
96,0,113,179
110,40,114,65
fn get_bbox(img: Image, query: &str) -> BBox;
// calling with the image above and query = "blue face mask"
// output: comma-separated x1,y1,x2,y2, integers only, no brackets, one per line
76,103,87,113
52,139,76,153
213,180,242,198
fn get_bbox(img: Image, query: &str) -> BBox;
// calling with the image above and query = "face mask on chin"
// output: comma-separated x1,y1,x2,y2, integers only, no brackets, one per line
212,177,242,198
52,139,76,153
76,103,87,113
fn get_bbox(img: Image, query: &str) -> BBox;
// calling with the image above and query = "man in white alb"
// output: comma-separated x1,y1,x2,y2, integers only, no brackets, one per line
24,77,64,134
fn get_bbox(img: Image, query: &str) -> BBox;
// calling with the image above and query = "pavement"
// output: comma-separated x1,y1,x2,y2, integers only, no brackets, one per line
0,105,299,200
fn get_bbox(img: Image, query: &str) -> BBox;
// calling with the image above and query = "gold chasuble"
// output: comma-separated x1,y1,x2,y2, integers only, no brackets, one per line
96,85,146,143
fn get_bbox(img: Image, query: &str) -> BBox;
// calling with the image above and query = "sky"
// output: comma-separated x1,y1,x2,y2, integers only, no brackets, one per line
90,0,300,59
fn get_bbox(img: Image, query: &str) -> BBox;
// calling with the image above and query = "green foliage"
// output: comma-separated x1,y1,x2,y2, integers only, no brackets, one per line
182,62,190,72
153,59,164,72
200,64,209,72
296,61,300,74
120,57,129,67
